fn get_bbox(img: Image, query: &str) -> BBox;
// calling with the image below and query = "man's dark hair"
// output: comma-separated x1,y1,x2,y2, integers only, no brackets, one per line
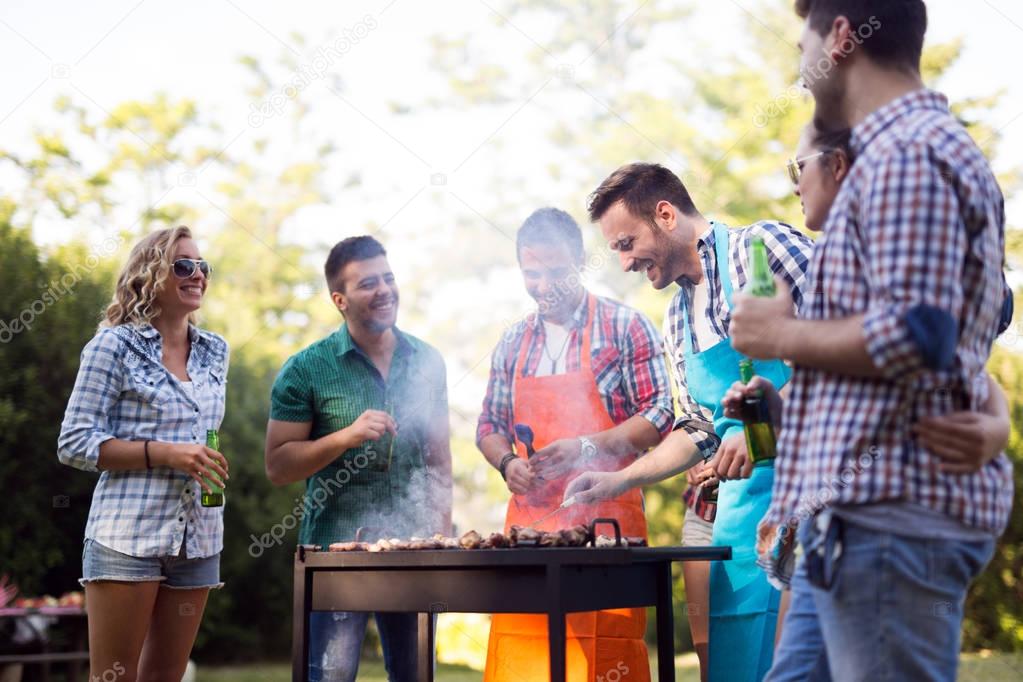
324,235,386,293
812,126,855,164
516,208,584,264
588,163,699,226
794,0,927,72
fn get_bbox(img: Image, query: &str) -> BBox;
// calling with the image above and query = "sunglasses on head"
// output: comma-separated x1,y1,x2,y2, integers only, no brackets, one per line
172,258,212,279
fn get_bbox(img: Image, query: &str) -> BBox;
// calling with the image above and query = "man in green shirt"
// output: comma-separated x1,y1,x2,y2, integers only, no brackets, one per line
265,235,451,682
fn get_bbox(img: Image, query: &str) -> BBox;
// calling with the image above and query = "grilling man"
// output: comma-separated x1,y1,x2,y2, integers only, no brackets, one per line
477,208,674,681
566,163,815,682
265,236,451,682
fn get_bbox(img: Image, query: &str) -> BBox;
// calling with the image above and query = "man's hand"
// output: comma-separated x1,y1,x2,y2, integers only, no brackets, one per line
504,458,536,495
343,409,397,448
914,411,1010,474
756,520,776,558
722,376,783,429
532,438,581,480
709,433,753,480
563,470,629,505
686,459,717,487
730,276,795,360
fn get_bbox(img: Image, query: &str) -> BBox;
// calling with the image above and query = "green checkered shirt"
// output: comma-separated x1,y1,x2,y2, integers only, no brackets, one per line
270,324,448,546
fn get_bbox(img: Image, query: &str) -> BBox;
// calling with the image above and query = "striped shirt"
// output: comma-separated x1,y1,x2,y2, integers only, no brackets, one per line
664,220,814,458
765,89,1014,535
58,324,229,558
476,292,674,445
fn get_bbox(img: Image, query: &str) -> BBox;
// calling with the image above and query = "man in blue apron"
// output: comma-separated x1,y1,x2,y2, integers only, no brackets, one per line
567,162,814,681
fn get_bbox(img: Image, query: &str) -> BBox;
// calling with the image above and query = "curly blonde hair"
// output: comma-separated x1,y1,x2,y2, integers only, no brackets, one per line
102,226,198,328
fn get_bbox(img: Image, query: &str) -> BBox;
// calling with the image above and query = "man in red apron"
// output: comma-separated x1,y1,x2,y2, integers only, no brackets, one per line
477,208,674,681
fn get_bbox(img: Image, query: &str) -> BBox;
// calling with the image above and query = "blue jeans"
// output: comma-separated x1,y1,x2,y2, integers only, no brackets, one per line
308,611,417,682
766,514,994,682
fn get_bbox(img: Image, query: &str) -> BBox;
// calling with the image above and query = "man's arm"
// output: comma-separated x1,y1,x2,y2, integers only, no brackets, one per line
564,428,704,504
734,145,970,381
265,419,352,486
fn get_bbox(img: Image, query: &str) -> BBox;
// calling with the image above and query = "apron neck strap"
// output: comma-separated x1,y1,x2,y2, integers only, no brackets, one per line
680,222,732,355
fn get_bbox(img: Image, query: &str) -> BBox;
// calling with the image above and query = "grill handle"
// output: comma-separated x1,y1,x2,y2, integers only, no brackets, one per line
589,517,622,547
297,544,321,561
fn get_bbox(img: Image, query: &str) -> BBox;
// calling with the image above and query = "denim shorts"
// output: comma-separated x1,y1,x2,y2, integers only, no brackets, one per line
80,538,223,590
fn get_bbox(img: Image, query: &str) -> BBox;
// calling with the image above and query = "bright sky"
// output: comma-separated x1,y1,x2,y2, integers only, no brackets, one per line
3,0,1022,409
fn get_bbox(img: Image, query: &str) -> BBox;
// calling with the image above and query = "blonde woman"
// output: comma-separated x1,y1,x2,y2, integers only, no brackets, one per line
58,226,229,682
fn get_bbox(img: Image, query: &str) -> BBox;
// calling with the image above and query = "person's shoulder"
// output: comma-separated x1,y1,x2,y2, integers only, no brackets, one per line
81,325,131,359
281,332,338,372
195,327,229,357
738,219,808,242
595,294,657,330
400,330,446,367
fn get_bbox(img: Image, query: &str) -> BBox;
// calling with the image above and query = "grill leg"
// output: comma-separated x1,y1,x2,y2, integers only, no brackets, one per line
656,561,676,682
546,565,566,682
292,558,309,681
417,612,435,682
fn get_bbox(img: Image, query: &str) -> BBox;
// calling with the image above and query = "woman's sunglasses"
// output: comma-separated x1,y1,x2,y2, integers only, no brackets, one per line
172,258,212,280
786,150,830,186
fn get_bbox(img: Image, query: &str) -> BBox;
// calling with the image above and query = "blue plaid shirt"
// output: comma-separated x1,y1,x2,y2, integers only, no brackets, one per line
664,220,814,459
58,324,229,558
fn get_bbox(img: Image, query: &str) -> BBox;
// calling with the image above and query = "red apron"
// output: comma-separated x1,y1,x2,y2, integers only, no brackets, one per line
484,295,651,682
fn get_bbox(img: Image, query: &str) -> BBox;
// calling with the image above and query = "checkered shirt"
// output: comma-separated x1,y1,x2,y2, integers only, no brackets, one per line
477,292,674,445
765,89,1014,535
664,220,814,457
58,324,229,558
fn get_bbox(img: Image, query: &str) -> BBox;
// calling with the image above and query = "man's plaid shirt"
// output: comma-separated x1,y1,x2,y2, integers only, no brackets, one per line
766,90,1014,535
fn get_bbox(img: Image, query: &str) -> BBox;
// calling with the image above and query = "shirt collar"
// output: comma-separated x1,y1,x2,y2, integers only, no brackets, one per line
135,322,204,345
851,88,949,156
677,220,721,287
334,323,414,359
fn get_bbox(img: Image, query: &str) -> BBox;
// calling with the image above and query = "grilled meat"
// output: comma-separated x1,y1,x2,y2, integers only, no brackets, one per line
328,541,368,552
459,530,483,549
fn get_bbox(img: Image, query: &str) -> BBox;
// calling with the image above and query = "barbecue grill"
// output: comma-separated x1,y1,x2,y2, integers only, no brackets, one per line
292,519,730,681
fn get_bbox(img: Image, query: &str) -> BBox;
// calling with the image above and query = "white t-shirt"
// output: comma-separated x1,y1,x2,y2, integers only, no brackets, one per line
689,276,716,350
534,320,571,377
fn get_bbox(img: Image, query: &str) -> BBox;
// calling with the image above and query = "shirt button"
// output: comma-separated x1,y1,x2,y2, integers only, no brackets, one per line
178,516,184,522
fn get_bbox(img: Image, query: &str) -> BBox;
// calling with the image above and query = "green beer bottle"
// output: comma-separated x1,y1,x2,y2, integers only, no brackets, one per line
739,359,777,464
738,237,779,464
202,429,225,507
748,236,776,297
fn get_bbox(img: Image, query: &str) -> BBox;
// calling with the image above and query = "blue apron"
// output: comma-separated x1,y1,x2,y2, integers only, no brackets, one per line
678,221,790,682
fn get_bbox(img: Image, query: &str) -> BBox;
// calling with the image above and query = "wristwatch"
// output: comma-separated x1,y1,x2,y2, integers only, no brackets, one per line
578,436,598,462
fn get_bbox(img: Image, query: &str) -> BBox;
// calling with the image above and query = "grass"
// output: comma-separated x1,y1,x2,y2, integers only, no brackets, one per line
196,652,1023,681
